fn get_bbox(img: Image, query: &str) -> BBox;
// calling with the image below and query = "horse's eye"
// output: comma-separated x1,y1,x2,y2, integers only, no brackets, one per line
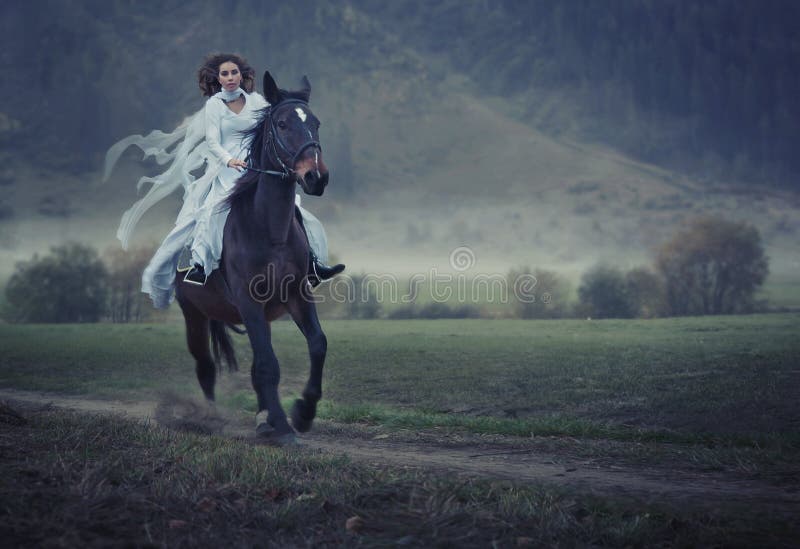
278,121,287,130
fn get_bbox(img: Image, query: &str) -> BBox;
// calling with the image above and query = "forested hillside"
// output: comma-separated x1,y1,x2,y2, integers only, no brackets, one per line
357,0,800,187
2,0,798,189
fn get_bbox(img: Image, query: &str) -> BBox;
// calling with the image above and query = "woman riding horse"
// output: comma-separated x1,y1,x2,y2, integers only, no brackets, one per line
105,56,343,443
104,52,344,309
175,71,333,443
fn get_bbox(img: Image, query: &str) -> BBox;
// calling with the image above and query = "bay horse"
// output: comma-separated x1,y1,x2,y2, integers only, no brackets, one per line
175,71,329,445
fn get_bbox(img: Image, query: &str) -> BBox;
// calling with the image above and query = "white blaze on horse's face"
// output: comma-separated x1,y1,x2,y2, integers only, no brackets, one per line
295,107,307,123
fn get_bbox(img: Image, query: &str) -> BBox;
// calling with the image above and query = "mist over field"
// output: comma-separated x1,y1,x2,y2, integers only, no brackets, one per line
1,0,799,301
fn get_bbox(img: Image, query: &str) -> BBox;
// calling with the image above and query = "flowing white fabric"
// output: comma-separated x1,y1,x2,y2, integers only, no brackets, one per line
104,90,330,309
218,86,244,102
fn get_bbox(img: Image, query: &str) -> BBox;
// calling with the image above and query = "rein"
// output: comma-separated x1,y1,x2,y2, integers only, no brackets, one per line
244,165,288,178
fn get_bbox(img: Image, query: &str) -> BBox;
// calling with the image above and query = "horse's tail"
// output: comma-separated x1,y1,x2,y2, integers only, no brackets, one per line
209,320,239,372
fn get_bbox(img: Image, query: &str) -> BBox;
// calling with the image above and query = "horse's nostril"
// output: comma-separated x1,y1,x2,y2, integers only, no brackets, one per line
304,171,316,185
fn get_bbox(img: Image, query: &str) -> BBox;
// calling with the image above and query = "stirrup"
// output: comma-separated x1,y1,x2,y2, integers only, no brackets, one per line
184,264,208,286
308,254,345,287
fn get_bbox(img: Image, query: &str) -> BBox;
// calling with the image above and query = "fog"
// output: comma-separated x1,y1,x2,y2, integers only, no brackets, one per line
1,1,798,303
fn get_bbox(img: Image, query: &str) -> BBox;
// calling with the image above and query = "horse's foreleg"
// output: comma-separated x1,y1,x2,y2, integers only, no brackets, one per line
287,297,327,433
179,299,216,401
237,299,294,441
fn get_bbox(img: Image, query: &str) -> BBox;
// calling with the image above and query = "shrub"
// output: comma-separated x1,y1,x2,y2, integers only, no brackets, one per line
5,243,109,323
655,216,769,315
625,267,666,318
345,273,382,319
103,245,156,322
577,264,635,319
507,267,571,319
386,303,482,319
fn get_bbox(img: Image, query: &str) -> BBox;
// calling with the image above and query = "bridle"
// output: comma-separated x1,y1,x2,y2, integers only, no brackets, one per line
246,99,321,181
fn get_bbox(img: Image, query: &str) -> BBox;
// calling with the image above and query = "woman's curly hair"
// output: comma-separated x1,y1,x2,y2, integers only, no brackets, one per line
197,53,255,97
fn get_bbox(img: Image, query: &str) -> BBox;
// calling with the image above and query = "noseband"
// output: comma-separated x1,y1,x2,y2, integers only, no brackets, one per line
247,99,321,180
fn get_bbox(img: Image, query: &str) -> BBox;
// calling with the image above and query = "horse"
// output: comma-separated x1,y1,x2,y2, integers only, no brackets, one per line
174,71,330,445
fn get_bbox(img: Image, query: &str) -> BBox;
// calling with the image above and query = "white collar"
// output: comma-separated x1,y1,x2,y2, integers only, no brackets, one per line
215,87,245,102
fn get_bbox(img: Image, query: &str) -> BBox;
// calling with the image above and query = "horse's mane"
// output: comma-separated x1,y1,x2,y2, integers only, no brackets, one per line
224,88,310,209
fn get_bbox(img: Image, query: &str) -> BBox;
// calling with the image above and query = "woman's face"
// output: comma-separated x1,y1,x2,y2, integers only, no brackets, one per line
217,61,242,92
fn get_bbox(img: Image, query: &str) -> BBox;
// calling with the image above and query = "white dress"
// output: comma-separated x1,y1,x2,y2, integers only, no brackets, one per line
104,90,329,309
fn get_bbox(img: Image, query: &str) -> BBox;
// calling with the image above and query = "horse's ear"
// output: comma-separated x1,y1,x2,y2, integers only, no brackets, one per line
262,71,280,104
298,75,311,102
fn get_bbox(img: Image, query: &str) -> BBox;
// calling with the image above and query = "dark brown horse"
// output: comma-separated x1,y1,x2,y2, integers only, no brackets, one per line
175,71,330,444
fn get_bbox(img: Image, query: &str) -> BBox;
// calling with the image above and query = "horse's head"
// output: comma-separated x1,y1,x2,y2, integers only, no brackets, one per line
262,71,329,196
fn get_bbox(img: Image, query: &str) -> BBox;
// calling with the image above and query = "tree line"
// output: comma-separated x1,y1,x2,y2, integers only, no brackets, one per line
511,216,769,319
2,217,770,322
7,1,798,189
3,244,156,323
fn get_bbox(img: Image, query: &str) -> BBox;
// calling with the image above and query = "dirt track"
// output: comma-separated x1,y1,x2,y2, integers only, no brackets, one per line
2,388,798,513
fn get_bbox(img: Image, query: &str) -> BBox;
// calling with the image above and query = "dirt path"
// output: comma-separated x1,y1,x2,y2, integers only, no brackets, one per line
2,388,798,511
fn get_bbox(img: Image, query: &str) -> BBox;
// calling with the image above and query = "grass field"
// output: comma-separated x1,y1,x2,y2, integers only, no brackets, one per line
1,314,799,546
2,315,798,440
760,275,800,310
6,406,793,548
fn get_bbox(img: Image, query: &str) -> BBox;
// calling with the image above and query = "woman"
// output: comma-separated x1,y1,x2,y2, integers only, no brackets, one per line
105,53,343,308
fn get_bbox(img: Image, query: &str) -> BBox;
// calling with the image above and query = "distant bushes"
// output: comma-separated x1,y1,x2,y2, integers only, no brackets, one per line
4,243,109,323
3,243,157,323
507,267,570,319
3,217,769,322
344,274,382,320
573,265,666,319
656,216,768,315
387,302,482,320
624,267,666,318
104,246,156,323
515,216,768,319
576,265,636,319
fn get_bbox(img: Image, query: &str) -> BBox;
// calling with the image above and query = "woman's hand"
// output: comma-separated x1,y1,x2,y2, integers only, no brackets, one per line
227,158,248,172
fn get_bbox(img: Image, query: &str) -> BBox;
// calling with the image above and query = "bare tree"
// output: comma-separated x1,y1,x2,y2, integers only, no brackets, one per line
656,216,768,315
625,267,666,318
104,245,156,323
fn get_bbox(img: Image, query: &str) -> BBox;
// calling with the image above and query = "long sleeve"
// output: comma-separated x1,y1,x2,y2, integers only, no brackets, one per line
204,98,233,167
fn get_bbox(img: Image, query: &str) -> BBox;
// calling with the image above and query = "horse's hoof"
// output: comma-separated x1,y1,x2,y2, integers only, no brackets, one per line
290,398,315,433
255,410,274,436
256,426,297,446
256,421,275,437
255,411,297,445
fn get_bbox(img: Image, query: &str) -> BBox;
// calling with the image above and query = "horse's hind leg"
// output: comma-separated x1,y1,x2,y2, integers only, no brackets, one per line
178,299,216,401
287,296,327,433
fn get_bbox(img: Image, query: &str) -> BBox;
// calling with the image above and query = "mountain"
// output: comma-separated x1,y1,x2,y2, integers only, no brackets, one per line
355,0,800,187
1,0,798,296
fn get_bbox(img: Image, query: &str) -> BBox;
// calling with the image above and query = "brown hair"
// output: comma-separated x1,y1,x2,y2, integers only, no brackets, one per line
197,53,255,97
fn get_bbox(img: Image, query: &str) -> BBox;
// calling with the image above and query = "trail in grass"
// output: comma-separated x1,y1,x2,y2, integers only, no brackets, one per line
2,387,799,514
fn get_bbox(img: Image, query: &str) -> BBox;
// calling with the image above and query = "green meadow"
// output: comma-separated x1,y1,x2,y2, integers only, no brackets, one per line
2,315,799,546
2,314,798,443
